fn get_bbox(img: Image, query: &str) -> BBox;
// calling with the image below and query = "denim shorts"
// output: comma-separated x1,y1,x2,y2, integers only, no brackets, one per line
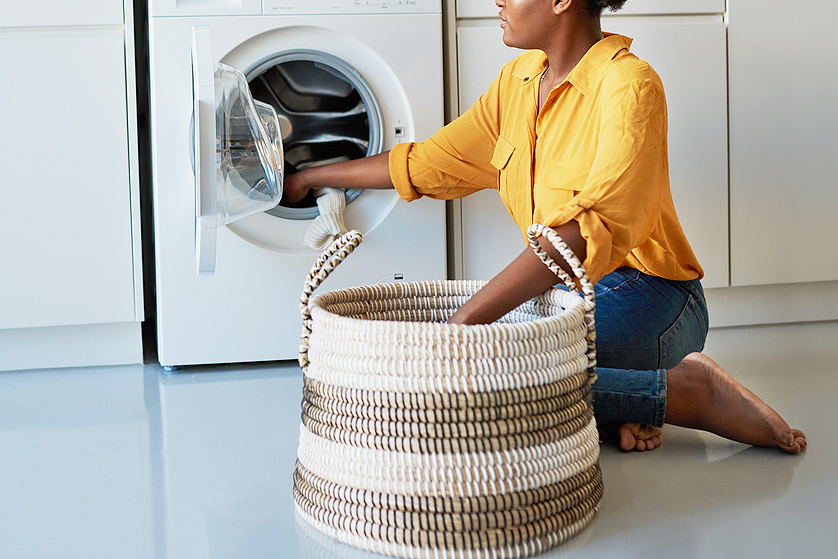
563,268,709,427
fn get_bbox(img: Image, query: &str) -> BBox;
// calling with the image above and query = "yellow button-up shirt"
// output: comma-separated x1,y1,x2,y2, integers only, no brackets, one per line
389,34,703,284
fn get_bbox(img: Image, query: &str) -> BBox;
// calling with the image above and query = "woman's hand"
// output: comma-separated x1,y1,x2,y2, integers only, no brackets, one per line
448,220,587,325
283,170,312,205
281,152,395,205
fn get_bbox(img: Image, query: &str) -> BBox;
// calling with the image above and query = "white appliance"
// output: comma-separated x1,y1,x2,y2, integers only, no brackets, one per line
148,0,446,368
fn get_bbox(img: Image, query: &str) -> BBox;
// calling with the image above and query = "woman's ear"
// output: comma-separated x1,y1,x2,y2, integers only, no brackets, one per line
553,0,574,16
553,0,584,15
553,0,588,15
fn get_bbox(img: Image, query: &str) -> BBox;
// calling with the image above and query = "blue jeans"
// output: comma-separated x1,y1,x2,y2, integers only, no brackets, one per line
580,268,709,427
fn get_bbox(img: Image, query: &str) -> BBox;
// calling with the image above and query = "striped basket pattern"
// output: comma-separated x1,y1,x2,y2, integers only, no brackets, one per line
293,224,601,559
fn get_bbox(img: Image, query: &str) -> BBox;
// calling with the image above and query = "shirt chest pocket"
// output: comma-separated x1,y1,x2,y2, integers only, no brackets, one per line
538,159,595,207
491,136,516,190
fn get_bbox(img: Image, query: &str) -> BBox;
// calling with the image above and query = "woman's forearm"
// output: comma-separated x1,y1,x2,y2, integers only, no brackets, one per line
448,220,587,325
283,151,393,204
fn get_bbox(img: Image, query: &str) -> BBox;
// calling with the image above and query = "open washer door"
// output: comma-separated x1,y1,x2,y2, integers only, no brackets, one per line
192,26,284,275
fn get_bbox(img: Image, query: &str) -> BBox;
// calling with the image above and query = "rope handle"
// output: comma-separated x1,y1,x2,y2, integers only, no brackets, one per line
526,223,595,305
299,230,363,370
527,223,597,377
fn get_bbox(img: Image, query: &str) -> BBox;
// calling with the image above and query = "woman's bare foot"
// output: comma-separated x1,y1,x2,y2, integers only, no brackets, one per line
666,353,806,454
618,423,663,451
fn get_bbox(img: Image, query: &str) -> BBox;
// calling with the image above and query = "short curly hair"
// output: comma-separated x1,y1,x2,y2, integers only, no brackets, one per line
586,0,628,15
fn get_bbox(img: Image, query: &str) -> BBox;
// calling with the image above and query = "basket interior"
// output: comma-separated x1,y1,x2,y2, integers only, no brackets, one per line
310,280,584,325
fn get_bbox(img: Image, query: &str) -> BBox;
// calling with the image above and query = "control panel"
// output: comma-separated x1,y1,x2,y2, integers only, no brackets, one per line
151,0,440,17
264,0,440,14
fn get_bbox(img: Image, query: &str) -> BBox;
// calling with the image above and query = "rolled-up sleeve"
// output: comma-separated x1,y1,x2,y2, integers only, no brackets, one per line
388,143,422,201
389,74,504,202
543,72,668,283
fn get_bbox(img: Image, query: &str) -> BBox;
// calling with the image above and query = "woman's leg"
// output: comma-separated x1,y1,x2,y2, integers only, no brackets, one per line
589,269,708,426
588,269,806,453
664,353,807,453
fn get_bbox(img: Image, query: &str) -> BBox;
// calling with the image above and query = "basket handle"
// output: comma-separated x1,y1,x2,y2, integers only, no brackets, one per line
526,223,595,305
527,223,597,378
299,230,363,370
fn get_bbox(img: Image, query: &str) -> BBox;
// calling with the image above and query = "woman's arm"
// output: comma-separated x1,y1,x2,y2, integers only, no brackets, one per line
283,151,394,204
448,220,587,325
284,58,510,207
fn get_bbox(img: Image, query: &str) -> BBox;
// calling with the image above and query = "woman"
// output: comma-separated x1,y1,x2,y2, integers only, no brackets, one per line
285,0,806,453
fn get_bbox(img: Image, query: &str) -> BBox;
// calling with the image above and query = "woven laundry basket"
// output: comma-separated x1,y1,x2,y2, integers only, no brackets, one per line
293,223,602,559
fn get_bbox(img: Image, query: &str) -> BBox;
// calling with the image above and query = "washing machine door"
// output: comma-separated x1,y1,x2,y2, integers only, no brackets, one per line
192,26,284,275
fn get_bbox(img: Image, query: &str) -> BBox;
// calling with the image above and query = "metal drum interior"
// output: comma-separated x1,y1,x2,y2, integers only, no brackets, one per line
246,50,384,220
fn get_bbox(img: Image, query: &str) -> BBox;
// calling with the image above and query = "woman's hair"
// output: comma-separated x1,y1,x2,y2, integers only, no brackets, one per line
586,0,628,15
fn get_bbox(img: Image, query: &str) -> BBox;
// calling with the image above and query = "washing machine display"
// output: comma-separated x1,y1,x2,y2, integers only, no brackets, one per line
149,1,446,366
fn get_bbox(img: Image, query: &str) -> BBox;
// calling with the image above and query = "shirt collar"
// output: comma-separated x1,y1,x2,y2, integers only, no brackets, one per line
512,33,633,96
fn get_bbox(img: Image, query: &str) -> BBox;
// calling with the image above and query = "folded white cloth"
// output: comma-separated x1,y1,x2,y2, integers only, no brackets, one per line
303,188,349,251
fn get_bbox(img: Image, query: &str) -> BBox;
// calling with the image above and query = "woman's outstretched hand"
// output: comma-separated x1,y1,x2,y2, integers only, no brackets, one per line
281,152,395,205
283,171,311,205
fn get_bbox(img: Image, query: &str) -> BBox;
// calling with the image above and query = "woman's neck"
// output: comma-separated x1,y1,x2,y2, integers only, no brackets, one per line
541,17,604,86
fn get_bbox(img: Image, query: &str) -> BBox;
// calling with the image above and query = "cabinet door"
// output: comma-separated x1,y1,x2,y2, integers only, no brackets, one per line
2,0,123,27
606,16,729,288
728,0,838,286
0,29,137,329
455,26,527,280
455,0,725,18
456,18,729,287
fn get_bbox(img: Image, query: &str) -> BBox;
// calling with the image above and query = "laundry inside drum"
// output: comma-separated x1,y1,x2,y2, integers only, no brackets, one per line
246,52,384,220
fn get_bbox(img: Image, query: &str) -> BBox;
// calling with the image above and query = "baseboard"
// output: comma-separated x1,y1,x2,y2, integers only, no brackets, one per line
706,280,838,328
0,322,144,372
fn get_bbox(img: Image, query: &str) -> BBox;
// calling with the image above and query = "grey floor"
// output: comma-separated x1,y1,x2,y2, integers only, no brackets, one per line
1,321,835,559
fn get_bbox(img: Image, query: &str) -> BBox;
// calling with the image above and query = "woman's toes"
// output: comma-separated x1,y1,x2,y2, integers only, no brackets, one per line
618,423,663,451
619,425,638,451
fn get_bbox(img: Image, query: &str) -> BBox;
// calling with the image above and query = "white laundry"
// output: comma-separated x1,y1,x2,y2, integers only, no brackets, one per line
303,188,349,250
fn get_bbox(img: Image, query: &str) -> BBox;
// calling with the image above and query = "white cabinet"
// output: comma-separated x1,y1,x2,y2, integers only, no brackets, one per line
728,0,838,286
0,1,143,370
453,6,729,288
604,16,728,288
455,0,725,17
455,26,528,282
2,0,124,27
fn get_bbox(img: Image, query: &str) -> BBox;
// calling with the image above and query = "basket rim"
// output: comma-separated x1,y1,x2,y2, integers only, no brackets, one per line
307,280,590,339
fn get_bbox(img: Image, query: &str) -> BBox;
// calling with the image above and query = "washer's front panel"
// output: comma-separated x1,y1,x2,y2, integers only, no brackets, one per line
148,14,446,366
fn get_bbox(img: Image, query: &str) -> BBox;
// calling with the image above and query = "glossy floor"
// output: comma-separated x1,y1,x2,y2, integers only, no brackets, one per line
1,321,836,559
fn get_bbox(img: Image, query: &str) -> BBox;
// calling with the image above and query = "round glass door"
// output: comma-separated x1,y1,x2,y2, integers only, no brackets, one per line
192,25,284,274
245,50,384,220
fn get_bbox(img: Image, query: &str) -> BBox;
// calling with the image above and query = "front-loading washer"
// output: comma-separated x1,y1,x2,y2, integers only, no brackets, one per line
148,0,446,368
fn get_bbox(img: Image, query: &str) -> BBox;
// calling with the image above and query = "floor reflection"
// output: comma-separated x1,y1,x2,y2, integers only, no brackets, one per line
2,317,836,559
145,363,304,559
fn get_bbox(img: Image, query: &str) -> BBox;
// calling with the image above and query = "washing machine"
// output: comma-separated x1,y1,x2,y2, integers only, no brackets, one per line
148,0,446,368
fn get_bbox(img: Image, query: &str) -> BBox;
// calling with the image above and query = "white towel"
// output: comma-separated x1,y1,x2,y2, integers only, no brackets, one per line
303,188,349,251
